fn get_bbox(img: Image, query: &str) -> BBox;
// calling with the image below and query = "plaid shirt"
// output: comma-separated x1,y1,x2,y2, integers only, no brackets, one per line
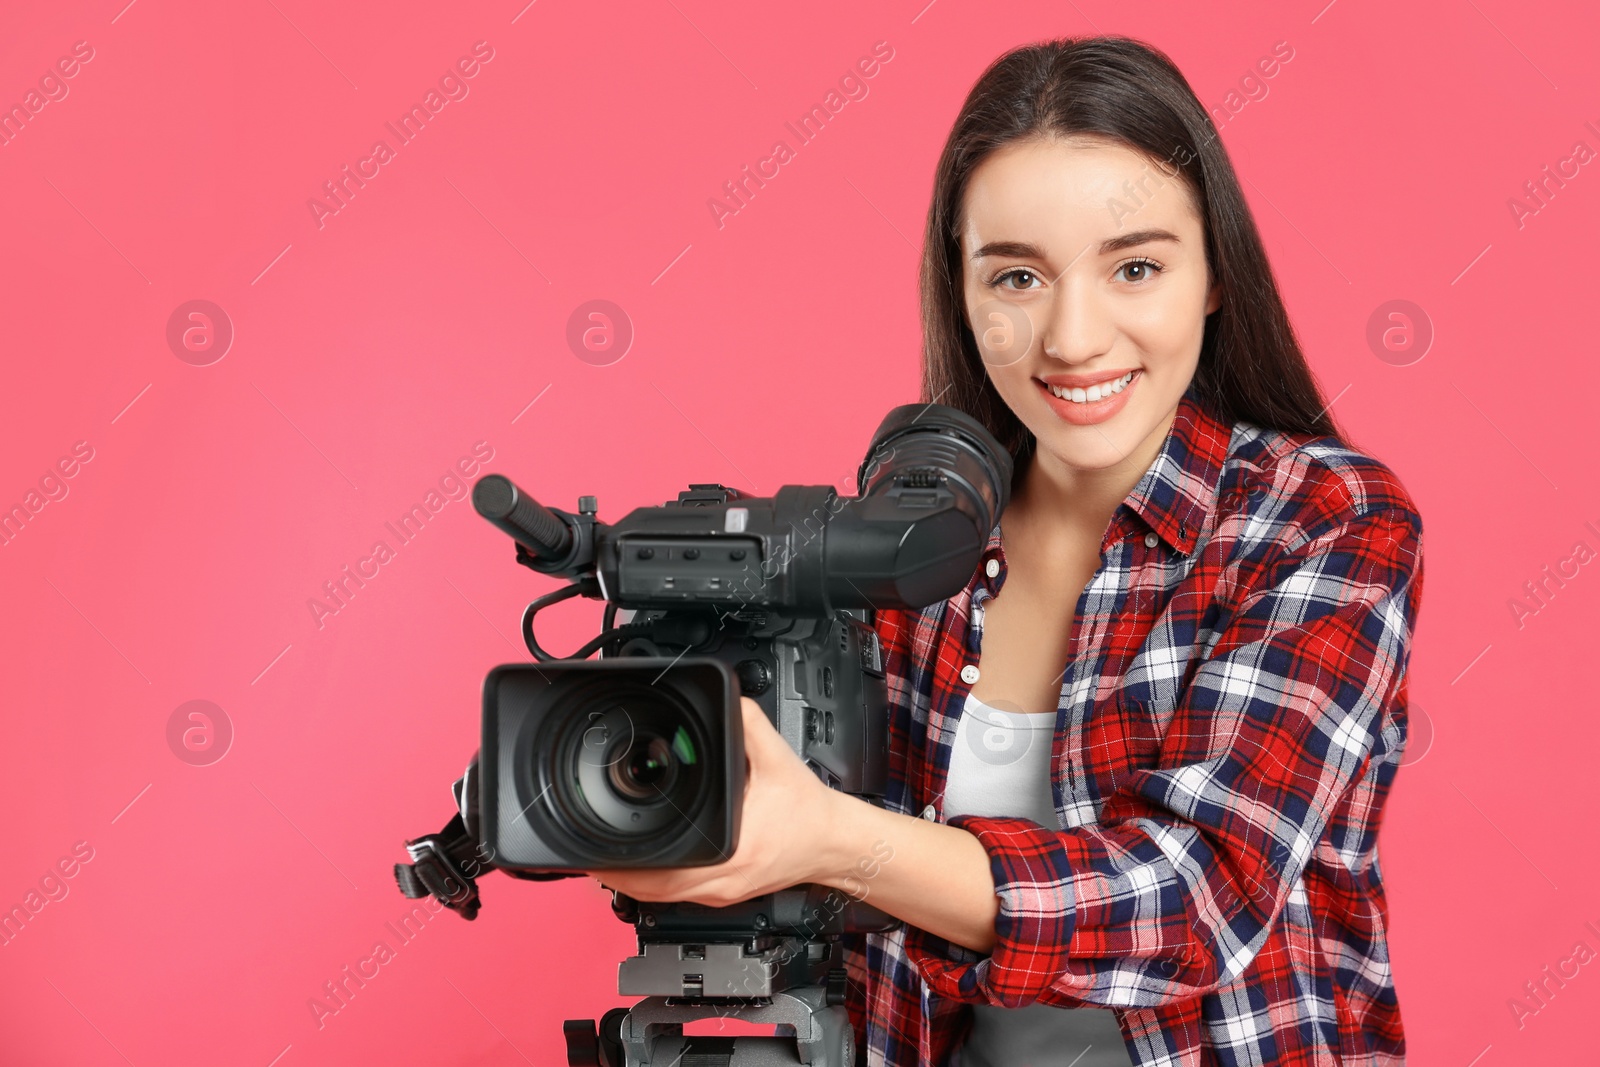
841,384,1424,1067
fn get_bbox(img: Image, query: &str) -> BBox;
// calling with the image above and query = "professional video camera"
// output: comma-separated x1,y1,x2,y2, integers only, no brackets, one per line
394,402,1012,1066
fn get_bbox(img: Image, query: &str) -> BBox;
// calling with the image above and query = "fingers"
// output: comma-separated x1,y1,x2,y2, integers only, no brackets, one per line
588,868,734,908
586,869,655,894
738,697,762,766
740,695,776,747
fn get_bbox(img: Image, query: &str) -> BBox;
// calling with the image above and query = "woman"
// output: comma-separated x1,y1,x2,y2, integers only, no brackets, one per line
590,35,1422,1067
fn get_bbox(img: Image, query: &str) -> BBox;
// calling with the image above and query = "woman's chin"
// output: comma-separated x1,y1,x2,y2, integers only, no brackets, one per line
1032,404,1176,475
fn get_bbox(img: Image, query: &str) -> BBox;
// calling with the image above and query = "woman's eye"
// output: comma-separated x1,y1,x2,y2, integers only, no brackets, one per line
993,268,1040,290
1116,258,1164,284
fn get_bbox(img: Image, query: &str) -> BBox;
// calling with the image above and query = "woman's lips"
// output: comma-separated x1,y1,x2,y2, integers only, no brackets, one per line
1035,370,1140,426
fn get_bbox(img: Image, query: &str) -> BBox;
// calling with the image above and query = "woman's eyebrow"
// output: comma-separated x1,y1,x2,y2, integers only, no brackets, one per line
970,228,1183,261
969,239,1045,260
1099,228,1181,254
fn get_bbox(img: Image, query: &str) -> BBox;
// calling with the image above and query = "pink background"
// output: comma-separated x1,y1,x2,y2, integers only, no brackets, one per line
2,0,1596,1063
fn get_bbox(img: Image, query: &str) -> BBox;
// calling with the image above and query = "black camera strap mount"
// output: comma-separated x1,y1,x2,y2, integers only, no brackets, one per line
395,761,581,920
392,812,484,920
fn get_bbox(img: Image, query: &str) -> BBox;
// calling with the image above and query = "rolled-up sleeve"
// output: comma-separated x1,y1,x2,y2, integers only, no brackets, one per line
904,503,1423,1009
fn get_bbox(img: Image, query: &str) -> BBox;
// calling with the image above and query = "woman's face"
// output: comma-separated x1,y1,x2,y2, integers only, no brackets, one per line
958,135,1221,475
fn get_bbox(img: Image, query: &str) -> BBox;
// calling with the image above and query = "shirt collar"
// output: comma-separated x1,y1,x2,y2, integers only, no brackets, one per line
978,382,1233,570
1117,382,1233,555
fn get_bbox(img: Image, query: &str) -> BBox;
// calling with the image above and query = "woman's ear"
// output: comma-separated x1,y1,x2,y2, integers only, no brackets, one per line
1205,271,1224,316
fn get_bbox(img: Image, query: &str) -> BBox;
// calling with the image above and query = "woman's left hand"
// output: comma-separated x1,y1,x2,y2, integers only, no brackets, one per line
583,696,841,908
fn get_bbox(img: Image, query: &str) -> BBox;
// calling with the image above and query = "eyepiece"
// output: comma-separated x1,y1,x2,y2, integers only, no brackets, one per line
857,402,1014,537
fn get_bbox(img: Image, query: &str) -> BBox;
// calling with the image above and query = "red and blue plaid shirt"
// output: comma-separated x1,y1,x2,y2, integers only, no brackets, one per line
842,385,1424,1067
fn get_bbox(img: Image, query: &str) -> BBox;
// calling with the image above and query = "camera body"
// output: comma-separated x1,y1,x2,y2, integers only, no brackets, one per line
481,590,890,870
467,403,1011,878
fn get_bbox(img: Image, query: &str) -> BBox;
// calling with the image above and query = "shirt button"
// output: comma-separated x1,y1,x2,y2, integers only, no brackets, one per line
985,558,1000,578
921,804,937,821
960,664,980,684
1144,532,1159,548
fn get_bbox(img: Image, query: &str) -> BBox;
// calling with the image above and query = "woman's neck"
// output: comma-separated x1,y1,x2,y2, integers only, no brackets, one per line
1007,404,1179,553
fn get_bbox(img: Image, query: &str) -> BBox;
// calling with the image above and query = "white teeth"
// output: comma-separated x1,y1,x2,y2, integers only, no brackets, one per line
1047,371,1135,403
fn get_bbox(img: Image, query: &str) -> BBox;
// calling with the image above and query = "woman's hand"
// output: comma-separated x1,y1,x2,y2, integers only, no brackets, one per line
583,696,841,908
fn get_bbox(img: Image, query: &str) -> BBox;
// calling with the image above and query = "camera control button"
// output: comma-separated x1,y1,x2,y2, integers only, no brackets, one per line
985,558,999,578
960,664,980,684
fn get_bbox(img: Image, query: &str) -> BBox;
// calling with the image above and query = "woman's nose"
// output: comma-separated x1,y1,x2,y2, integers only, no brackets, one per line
1040,274,1113,364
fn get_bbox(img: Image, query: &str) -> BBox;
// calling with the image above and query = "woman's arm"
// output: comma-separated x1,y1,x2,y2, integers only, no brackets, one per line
814,787,1001,955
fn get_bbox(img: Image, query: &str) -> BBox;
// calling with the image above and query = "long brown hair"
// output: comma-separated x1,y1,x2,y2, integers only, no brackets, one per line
921,35,1346,483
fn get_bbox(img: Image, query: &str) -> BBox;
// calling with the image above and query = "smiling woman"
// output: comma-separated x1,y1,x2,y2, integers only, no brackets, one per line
830,35,1422,1067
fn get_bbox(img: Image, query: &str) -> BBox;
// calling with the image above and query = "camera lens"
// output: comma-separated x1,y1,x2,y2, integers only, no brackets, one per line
608,732,687,800
528,676,713,854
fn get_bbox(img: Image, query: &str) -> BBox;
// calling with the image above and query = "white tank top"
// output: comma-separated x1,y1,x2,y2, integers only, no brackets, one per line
944,691,1135,1067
